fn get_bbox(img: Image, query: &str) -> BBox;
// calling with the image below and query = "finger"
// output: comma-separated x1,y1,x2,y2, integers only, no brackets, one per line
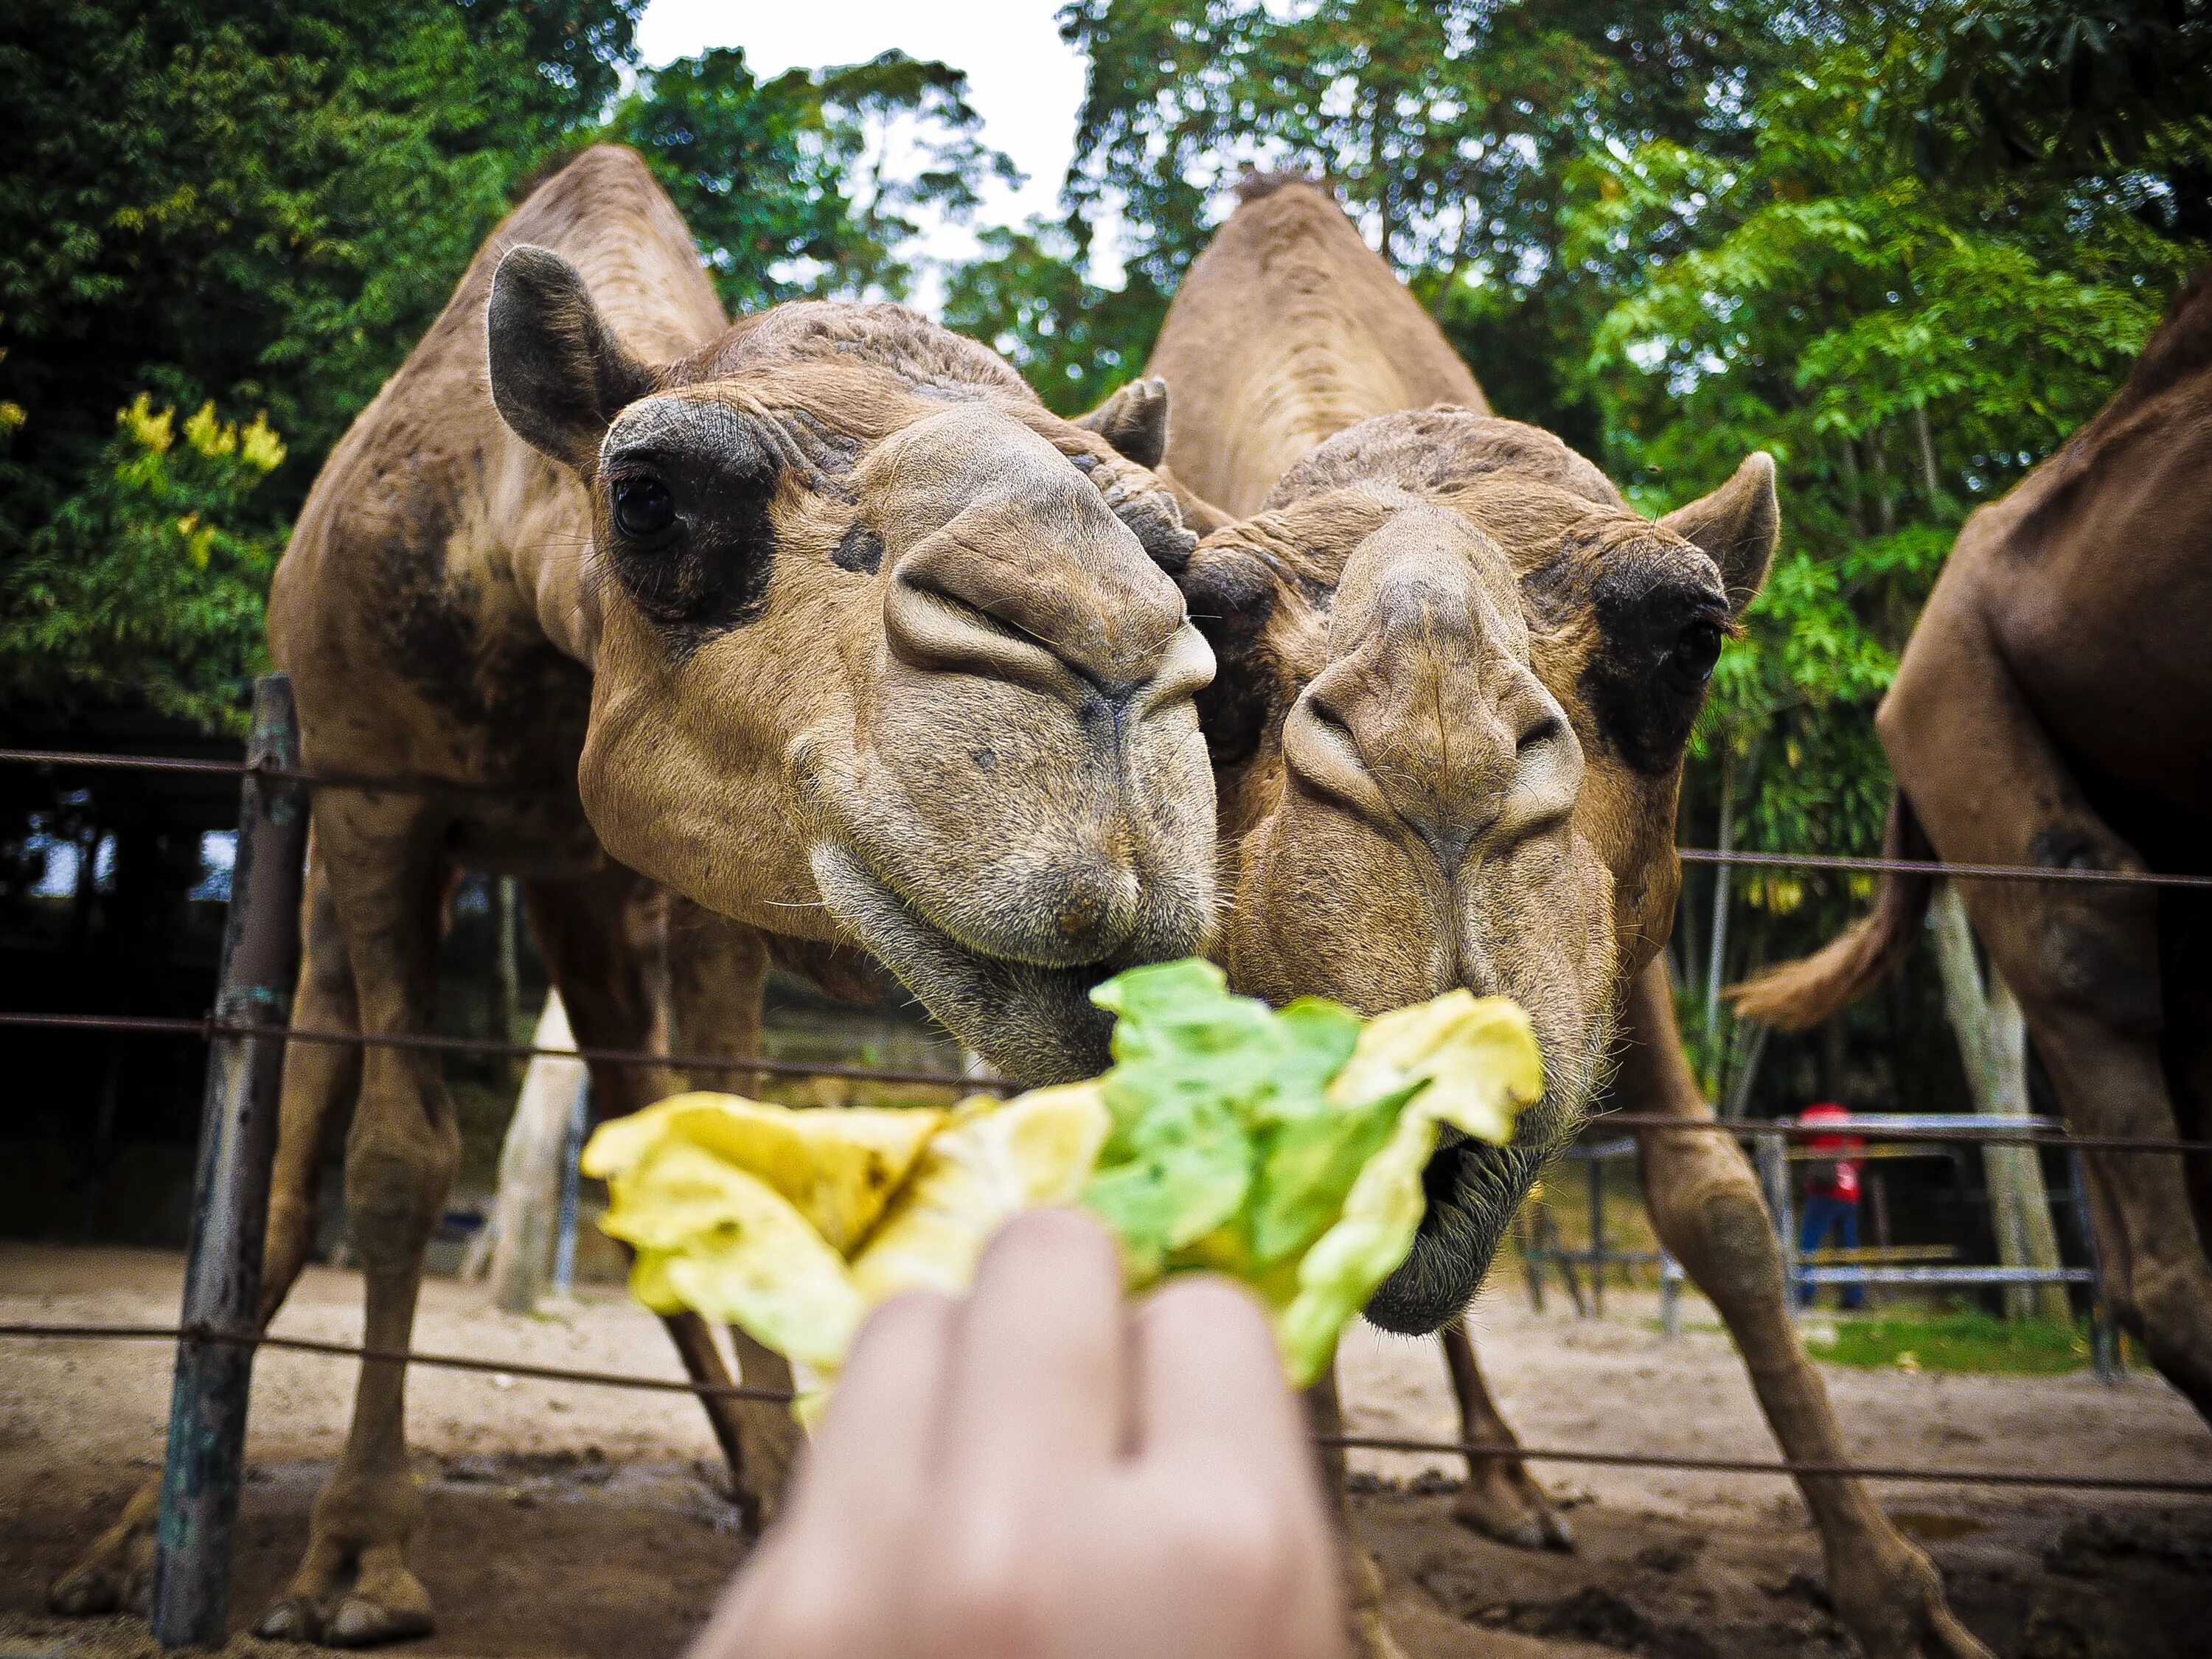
941,1207,1129,1487
786,1290,957,1544
1128,1273,1306,1468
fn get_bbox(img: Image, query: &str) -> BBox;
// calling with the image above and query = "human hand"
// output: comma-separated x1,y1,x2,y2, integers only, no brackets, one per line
692,1207,1347,1659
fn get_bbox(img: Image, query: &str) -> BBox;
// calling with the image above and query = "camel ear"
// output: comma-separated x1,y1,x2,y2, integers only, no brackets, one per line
487,245,654,476
1075,376,1169,470
1659,451,1778,616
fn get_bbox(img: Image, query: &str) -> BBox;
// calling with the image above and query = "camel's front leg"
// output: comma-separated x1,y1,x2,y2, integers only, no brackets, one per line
1438,1318,1573,1550
257,806,453,1646
1621,958,1991,1659
665,897,804,1526
1307,1362,1409,1659
524,872,795,1523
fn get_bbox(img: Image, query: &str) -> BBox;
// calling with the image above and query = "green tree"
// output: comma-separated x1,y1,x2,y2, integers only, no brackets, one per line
4,395,286,731
1551,23,2197,1095
1,0,647,727
1928,0,2212,238
941,220,1168,414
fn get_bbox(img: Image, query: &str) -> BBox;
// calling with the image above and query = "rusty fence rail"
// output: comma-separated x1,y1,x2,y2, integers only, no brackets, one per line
1,1007,2207,1152
4,1319,2210,1498
12,1002,2211,1161
0,1009,1015,1093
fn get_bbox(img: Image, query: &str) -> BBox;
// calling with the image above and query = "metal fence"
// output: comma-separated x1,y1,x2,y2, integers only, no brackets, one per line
5,677,2212,1646
1752,1113,2117,1378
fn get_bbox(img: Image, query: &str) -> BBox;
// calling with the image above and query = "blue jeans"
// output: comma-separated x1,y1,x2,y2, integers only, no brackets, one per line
1797,1194,1865,1310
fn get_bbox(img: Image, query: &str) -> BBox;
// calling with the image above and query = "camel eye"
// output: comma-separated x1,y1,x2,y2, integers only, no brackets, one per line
1665,618,1722,692
611,475,675,540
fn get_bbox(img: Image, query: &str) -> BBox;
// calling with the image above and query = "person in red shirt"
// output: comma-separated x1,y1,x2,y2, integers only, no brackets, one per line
1796,1102,1866,1310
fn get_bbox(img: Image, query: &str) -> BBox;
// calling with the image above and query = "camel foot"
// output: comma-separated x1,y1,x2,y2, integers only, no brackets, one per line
49,1483,159,1616
1350,1604,1413,1659
1450,1462,1575,1552
1829,1534,1992,1659
46,1551,151,1618
258,1544,434,1648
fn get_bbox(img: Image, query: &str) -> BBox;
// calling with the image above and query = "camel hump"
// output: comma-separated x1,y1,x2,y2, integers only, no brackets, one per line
2102,262,2212,425
486,144,725,364
1234,169,1332,204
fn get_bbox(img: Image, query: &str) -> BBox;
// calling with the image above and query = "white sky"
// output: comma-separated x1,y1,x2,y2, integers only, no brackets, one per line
634,1,1099,307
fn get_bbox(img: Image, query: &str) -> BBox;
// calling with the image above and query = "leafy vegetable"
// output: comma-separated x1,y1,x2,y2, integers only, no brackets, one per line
584,959,1542,1397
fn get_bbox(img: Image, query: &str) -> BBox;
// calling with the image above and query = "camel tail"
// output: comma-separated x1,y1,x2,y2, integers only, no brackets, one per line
1728,793,1935,1031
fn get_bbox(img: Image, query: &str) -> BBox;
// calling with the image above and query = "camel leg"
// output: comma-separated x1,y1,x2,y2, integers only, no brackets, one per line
1958,875,2212,1417
262,845,366,1312
1308,1360,1410,1659
663,897,804,1528
49,846,365,1621
2157,892,2212,1253
1623,958,1992,1659
254,803,452,1645
520,869,779,1519
1439,1318,1573,1549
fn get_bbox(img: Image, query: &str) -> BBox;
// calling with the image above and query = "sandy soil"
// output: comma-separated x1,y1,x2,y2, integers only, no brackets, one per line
4,1245,2210,1658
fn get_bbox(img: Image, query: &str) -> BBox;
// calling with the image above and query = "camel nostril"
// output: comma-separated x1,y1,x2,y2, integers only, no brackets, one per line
1518,712,1566,758
1421,823,1479,874
1056,891,1105,939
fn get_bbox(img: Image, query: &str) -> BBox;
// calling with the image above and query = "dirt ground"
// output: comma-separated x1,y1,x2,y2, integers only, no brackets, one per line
4,1245,2210,1658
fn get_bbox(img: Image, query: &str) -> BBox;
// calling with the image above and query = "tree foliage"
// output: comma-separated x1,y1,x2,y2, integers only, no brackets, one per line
6,395,285,731
941,220,1169,414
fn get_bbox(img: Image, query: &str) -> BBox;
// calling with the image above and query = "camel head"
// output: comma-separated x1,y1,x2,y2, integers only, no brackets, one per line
1171,408,1775,1331
487,248,1217,1083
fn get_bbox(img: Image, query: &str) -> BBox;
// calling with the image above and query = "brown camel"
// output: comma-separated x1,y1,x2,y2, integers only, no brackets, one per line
1736,265,2212,1425
1130,174,1986,1659
49,144,1222,1644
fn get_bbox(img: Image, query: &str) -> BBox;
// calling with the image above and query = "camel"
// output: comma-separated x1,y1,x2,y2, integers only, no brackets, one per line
1736,265,2212,1425
49,145,1225,1645
1123,174,1986,1658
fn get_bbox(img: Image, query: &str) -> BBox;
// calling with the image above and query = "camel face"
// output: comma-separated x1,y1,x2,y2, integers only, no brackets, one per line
1182,411,1774,1330
490,251,1217,1083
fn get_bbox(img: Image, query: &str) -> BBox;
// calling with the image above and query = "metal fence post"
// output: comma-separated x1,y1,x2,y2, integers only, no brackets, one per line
1754,1131,1799,1313
150,675,307,1647
2067,1147,2118,1384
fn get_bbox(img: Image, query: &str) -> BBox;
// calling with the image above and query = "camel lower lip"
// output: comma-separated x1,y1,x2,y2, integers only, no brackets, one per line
807,840,1114,1084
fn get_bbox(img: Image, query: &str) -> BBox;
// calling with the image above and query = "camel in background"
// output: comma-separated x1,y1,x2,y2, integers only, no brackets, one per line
1127,173,1985,1659
51,145,1221,1646
1737,266,2212,1425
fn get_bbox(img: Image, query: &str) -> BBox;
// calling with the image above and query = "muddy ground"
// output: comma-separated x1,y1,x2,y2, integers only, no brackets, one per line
4,1245,2209,1658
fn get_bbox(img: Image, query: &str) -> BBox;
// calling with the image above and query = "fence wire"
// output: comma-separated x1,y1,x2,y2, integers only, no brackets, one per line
7,744,2211,891
4,1321,2207,1496
1,1009,2204,1151
0,1010,1014,1093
